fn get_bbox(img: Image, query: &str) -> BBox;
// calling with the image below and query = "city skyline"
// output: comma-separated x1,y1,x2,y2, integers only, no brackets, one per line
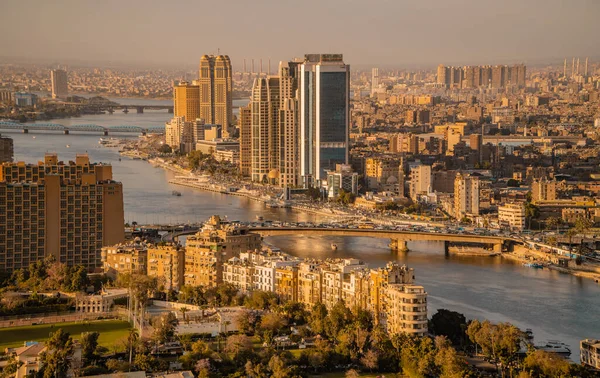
1,0,599,68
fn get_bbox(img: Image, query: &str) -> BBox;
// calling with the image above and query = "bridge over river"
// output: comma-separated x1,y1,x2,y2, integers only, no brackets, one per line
169,226,511,253
0,121,164,135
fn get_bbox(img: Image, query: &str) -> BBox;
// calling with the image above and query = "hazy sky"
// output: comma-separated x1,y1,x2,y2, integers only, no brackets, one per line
1,0,599,69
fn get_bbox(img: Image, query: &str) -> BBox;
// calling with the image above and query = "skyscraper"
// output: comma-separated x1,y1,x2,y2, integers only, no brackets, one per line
250,76,280,183
278,61,300,187
371,67,379,96
50,69,68,99
198,55,233,137
239,105,252,177
0,154,124,273
298,54,350,187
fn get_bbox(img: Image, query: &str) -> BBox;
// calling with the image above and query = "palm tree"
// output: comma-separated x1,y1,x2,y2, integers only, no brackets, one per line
127,328,139,367
180,307,189,324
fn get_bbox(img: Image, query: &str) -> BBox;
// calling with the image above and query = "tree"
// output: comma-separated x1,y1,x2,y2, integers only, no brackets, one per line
506,179,520,187
80,331,99,363
400,336,437,378
152,312,178,344
325,301,353,339
545,216,561,232
260,312,287,336
127,328,139,366
106,359,130,372
0,359,23,378
308,302,328,335
268,355,292,378
522,350,571,377
430,309,468,347
434,336,469,378
524,202,540,230
467,320,523,376
345,369,360,378
224,334,253,356
38,329,75,378
158,144,172,154
194,359,211,378
360,349,379,372
179,307,189,323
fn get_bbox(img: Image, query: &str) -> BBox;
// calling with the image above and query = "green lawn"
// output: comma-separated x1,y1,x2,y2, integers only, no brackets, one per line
0,320,132,351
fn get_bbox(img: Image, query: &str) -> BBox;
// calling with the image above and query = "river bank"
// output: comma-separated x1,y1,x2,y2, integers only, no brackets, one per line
503,246,600,283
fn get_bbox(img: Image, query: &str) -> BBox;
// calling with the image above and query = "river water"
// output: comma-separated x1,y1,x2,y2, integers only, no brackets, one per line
4,110,600,361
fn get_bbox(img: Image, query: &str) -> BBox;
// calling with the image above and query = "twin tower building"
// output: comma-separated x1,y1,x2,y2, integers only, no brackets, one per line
170,54,350,189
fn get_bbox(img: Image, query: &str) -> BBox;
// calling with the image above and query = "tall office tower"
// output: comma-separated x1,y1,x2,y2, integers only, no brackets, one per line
585,57,589,77
0,154,124,273
481,66,492,88
278,61,300,187
371,67,379,96
491,65,506,88
437,64,449,87
239,105,252,177
0,135,13,163
173,81,200,122
198,55,233,137
50,69,68,99
563,59,567,78
250,76,280,183
454,172,480,218
298,54,350,187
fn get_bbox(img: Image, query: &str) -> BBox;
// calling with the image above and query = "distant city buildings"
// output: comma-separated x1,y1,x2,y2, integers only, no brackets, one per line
13,91,37,106
50,69,68,99
437,63,526,89
0,154,124,273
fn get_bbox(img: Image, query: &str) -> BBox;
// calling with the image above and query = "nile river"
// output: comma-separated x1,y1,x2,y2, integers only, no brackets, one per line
4,108,600,360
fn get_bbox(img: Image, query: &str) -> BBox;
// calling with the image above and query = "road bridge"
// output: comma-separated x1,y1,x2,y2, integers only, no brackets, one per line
0,121,164,135
169,226,509,253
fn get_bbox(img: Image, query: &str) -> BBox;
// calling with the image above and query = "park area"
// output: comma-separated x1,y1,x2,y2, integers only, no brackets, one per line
0,320,131,351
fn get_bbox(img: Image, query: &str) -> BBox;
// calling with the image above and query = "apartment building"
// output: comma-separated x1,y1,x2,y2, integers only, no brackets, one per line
498,202,526,231
147,244,185,291
101,239,148,279
184,215,261,287
0,154,124,273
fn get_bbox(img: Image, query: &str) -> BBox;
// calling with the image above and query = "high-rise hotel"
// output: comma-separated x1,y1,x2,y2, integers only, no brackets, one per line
167,55,233,151
0,154,124,273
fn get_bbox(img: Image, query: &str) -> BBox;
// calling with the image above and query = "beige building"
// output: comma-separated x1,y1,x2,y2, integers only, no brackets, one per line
101,240,148,279
148,245,185,291
454,172,480,218
278,61,300,187
275,266,298,302
581,339,600,370
409,164,431,200
297,261,323,306
223,256,255,292
383,284,428,337
0,154,124,273
320,258,367,309
365,157,403,194
184,216,261,287
173,81,200,123
498,202,526,231
532,177,557,202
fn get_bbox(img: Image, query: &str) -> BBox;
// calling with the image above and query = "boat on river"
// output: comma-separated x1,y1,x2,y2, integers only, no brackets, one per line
171,191,182,197
535,340,571,356
523,262,544,269
331,243,338,250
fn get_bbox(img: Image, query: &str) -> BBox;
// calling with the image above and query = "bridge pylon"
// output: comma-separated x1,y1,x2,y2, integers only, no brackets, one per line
390,239,409,252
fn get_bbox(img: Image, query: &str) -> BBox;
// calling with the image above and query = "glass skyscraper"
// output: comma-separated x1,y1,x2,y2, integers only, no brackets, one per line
298,54,350,187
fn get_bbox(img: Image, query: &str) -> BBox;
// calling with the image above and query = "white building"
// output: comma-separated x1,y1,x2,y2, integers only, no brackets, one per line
409,164,431,200
498,202,526,230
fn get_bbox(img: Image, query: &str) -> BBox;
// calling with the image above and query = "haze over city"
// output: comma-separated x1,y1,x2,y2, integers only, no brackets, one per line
1,0,599,68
